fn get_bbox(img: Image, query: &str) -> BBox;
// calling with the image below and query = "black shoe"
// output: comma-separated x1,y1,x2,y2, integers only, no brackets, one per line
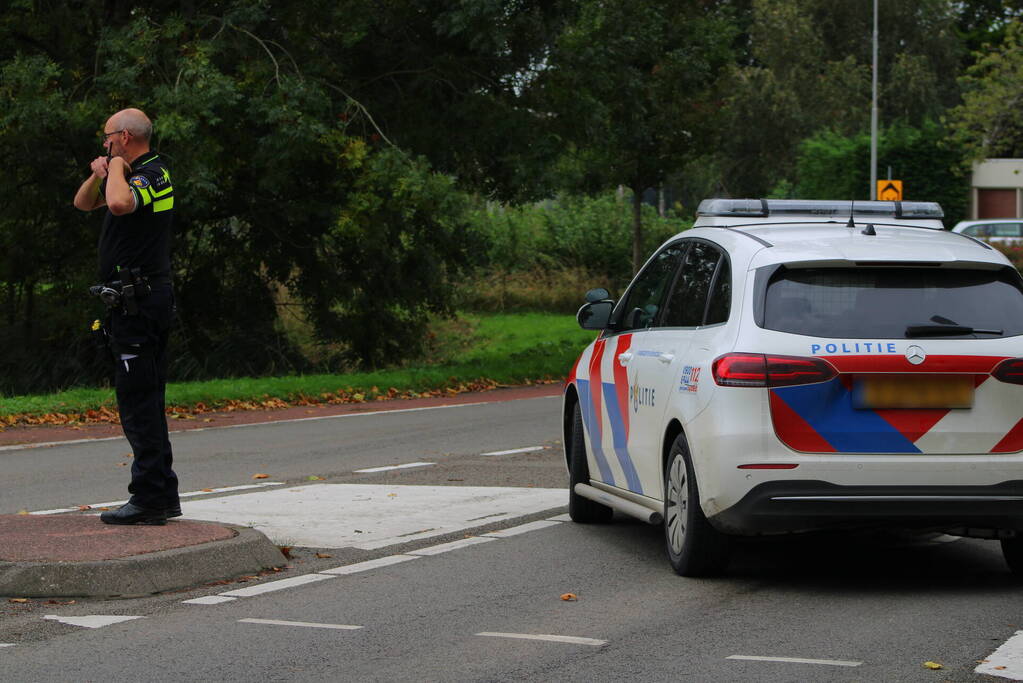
100,503,167,526
166,504,182,519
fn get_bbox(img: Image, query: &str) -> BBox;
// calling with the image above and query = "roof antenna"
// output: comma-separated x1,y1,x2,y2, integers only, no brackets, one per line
846,200,856,228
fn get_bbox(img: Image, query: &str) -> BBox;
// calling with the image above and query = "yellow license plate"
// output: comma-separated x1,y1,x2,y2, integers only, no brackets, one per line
853,375,974,410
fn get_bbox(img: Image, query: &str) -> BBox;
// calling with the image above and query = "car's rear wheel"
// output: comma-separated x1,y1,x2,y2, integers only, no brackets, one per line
1001,537,1023,575
568,401,612,524
663,434,730,576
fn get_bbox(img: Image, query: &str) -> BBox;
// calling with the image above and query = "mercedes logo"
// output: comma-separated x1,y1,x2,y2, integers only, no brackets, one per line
905,345,926,365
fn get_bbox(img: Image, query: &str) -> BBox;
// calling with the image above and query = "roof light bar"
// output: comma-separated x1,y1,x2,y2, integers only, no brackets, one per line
696,198,944,220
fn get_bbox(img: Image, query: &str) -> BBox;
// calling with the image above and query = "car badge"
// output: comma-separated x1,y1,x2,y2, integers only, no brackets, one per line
905,345,926,365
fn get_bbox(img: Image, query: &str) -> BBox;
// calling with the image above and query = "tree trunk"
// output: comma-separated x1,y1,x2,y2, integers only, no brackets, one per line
631,183,644,275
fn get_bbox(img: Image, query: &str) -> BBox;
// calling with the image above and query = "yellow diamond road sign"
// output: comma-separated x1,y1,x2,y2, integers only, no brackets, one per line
877,180,903,201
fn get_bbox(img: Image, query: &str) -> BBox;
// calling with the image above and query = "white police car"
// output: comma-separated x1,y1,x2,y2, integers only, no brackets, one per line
565,198,1023,576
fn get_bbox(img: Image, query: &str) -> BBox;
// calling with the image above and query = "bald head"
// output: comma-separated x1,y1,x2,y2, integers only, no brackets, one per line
110,108,152,143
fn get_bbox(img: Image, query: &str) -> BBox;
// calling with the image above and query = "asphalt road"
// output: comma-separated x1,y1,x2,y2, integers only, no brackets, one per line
2,392,1022,681
0,395,568,515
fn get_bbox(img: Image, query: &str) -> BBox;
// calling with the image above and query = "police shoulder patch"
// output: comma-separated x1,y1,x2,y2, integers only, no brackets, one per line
130,175,151,189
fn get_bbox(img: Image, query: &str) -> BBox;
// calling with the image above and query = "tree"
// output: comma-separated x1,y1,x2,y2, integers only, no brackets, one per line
706,0,963,199
535,0,739,273
0,0,551,392
946,19,1023,160
793,120,969,225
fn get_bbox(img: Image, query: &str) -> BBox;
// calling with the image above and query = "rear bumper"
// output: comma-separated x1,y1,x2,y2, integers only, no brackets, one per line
709,480,1023,535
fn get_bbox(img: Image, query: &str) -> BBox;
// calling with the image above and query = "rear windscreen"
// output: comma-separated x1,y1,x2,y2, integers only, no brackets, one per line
762,267,1023,338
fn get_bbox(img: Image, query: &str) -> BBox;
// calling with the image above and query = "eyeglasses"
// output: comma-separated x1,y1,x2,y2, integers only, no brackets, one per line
101,129,126,141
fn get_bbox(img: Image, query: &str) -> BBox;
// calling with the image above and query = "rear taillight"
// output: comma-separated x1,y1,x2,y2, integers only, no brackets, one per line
992,358,1023,385
713,353,837,388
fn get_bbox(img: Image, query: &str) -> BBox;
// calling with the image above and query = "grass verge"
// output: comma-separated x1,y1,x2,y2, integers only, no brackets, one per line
0,312,595,425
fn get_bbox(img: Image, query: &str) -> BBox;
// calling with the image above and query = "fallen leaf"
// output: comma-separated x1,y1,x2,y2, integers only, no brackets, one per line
77,505,92,511
8,598,29,603
17,509,29,515
98,507,110,511
201,488,214,492
252,473,269,479
387,493,398,498
996,666,1007,670
117,462,127,467
922,661,943,670
315,553,333,559
307,476,324,481
123,453,133,458
561,593,578,601
203,418,214,423
279,546,293,559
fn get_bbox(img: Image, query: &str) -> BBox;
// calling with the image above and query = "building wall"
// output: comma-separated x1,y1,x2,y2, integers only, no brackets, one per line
971,159,1023,219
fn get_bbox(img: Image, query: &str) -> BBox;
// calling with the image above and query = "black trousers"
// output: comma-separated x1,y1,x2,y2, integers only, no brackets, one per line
109,286,178,511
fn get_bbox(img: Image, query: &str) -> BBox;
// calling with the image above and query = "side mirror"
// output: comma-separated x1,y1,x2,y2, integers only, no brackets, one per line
577,300,614,330
585,287,610,303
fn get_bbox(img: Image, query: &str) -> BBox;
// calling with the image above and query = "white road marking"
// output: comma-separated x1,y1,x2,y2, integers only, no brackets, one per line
976,630,1023,680
476,632,606,647
319,555,419,575
220,573,335,597
238,618,362,631
181,596,238,605
179,483,564,550
353,462,434,473
43,615,144,629
0,644,14,648
407,536,496,556
727,655,862,668
480,446,545,456
482,520,562,538
547,513,572,522
30,482,286,515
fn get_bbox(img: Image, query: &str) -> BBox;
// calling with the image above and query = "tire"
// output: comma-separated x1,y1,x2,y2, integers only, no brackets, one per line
1001,537,1023,575
663,433,730,577
568,401,613,524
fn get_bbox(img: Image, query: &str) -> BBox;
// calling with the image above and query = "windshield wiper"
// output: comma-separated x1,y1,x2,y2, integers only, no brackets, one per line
906,324,1003,337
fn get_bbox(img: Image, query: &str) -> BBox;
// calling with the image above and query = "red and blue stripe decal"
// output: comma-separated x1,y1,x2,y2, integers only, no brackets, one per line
770,354,1013,453
573,334,643,493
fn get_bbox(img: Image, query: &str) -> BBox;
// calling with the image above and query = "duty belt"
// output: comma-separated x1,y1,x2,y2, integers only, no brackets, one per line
90,272,171,315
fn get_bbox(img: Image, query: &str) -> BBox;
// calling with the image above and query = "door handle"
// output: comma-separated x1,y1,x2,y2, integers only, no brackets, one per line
617,352,633,366
657,353,675,364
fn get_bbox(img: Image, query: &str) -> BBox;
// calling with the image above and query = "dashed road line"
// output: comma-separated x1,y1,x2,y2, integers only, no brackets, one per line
976,630,1023,680
480,446,545,456
239,618,362,631
476,632,606,647
353,462,434,473
482,520,562,538
182,596,238,605
0,644,14,648
43,615,145,629
727,655,862,668
407,536,496,556
219,573,335,597
319,555,419,575
30,482,286,516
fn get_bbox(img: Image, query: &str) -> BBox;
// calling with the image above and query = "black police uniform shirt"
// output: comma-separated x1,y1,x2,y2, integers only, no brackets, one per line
97,152,174,283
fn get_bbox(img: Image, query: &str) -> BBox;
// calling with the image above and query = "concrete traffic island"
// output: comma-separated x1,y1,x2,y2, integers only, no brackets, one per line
0,514,284,599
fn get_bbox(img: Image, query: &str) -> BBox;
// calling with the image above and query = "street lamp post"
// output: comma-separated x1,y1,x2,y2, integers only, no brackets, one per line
870,0,878,200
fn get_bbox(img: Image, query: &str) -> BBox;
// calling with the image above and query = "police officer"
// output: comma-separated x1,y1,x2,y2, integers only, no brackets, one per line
74,108,179,525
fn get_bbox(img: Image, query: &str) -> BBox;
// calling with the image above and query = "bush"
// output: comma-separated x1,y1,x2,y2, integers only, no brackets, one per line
793,120,970,226
468,191,691,293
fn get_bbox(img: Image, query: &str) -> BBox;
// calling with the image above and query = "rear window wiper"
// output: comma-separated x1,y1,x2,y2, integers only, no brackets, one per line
905,324,1004,337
